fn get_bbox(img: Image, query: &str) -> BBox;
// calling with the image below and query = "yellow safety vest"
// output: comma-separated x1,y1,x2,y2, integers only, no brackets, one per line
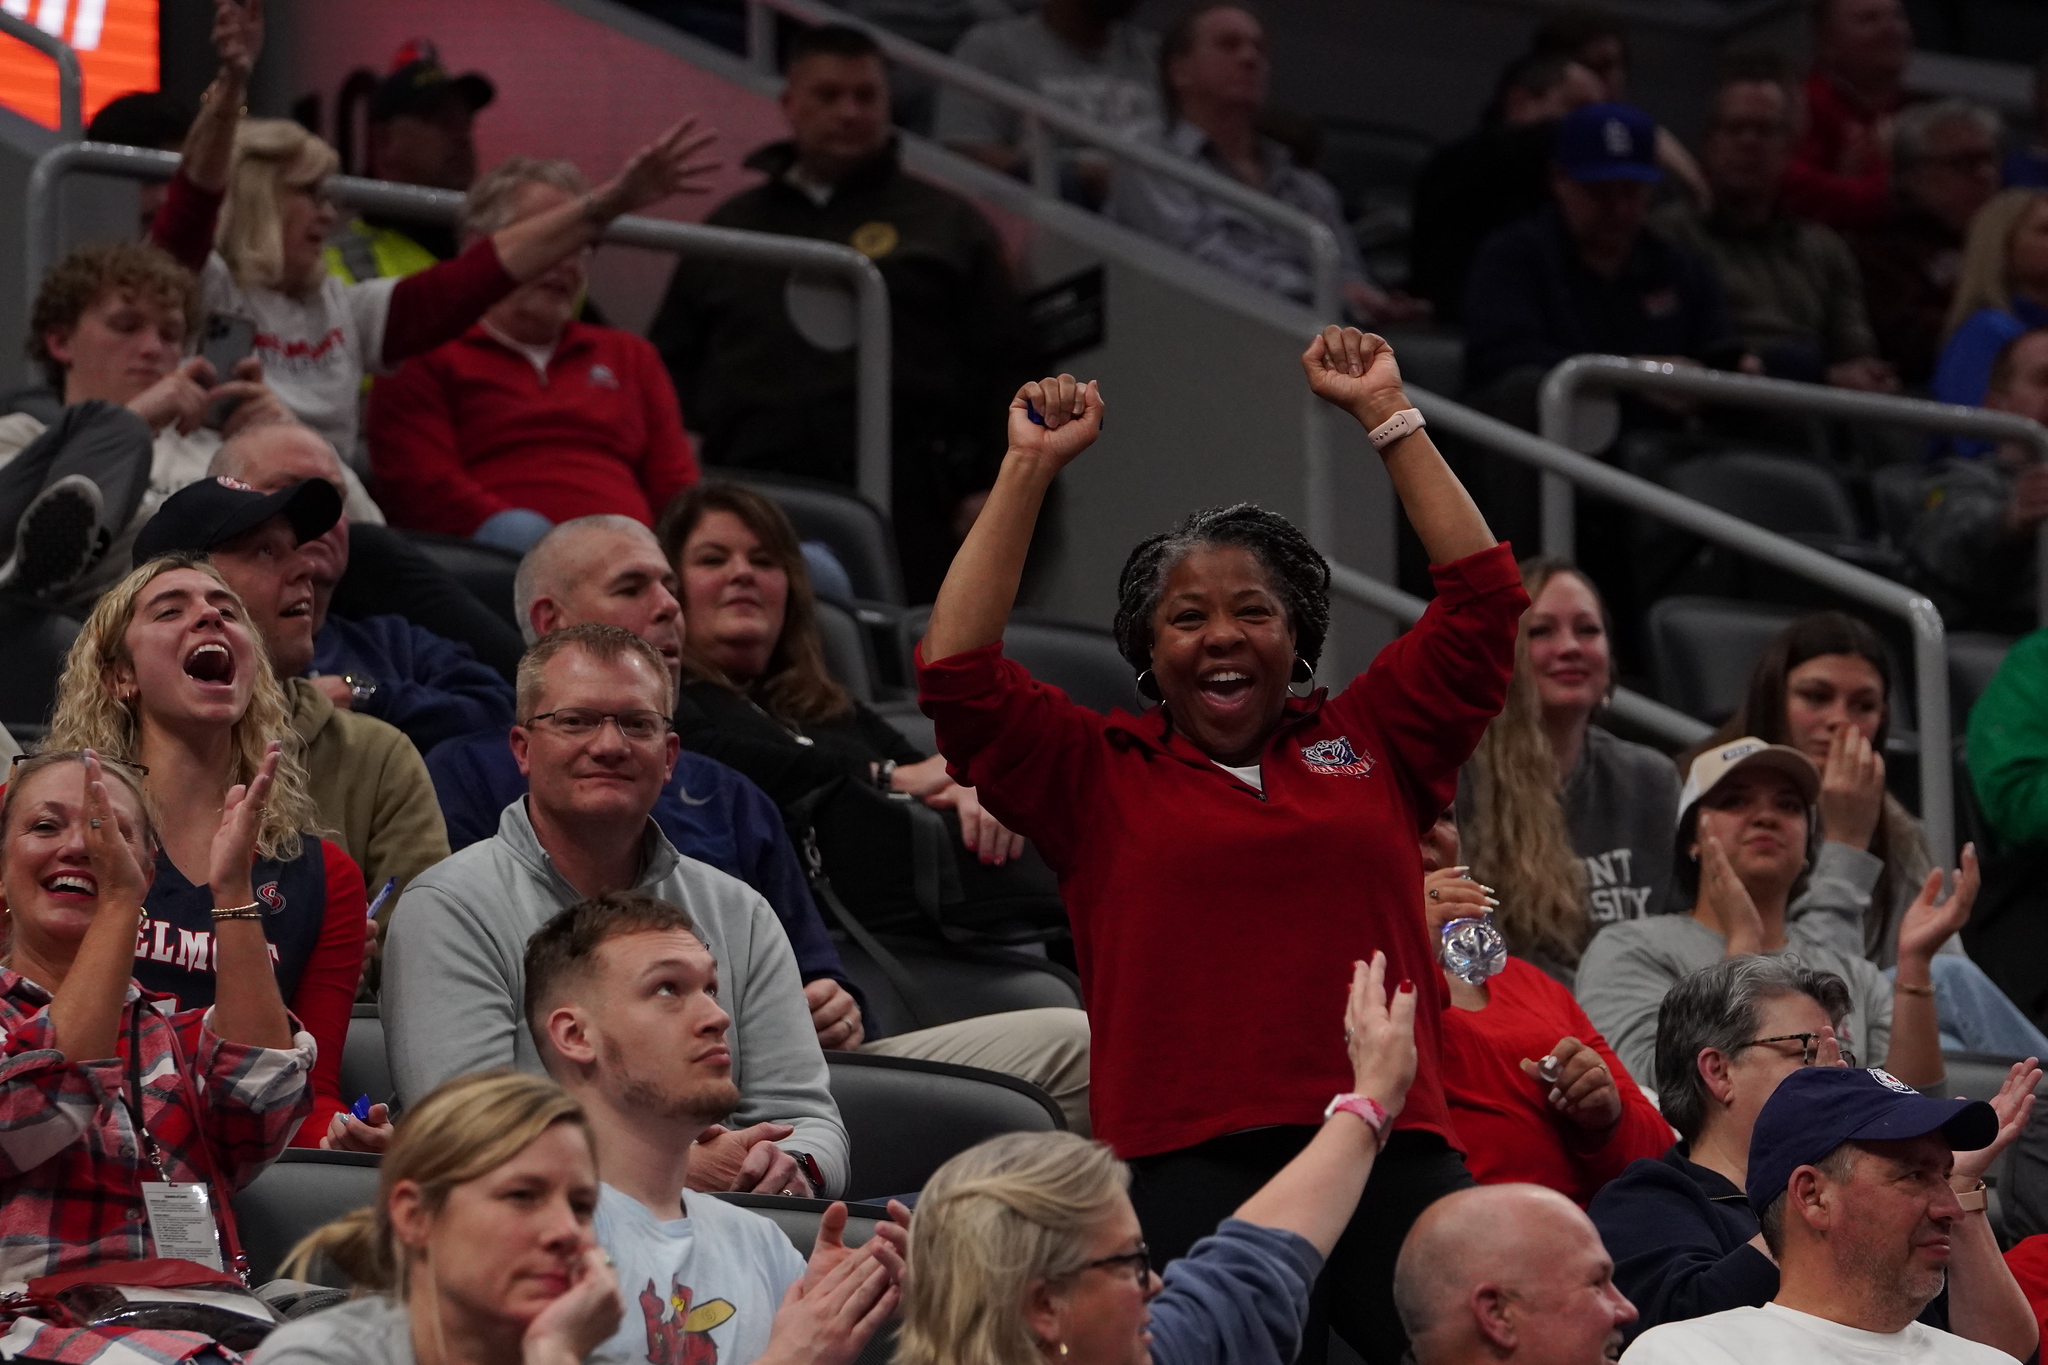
323,218,440,286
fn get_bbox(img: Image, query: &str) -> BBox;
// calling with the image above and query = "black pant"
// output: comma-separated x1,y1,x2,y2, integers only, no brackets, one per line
1128,1127,1472,1365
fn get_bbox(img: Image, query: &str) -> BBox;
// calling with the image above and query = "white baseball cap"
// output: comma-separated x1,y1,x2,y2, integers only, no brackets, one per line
1677,737,1820,830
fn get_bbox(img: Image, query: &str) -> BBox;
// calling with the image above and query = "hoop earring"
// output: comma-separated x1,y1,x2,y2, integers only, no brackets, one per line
1288,655,1316,698
1136,669,1161,702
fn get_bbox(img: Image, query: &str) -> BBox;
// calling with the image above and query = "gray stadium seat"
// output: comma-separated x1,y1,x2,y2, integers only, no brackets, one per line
1950,632,2015,731
1000,615,1143,716
1667,451,1861,539
341,1005,394,1111
720,470,905,606
232,1150,380,1285
816,598,879,704
836,937,1082,1038
0,598,81,733
825,1053,1064,1201
394,531,522,630
1868,462,1928,548
1647,596,1803,724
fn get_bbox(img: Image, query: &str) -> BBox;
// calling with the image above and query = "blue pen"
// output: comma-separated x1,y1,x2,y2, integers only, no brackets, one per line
351,1094,374,1123
365,876,396,923
1024,397,1102,433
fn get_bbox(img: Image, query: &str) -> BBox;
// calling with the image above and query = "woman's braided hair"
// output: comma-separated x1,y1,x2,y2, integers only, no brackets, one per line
1111,503,1331,674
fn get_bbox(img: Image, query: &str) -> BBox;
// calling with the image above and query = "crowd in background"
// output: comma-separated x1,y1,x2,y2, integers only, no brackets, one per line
15,0,2048,1364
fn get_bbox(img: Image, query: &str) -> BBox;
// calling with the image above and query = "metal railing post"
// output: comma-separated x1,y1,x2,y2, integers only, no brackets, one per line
1023,115,1057,199
746,0,778,75
1540,473,1574,560
0,10,83,136
27,144,896,515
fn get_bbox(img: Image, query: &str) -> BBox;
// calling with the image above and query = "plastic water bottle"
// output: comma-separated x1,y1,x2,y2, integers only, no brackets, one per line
1440,913,1507,986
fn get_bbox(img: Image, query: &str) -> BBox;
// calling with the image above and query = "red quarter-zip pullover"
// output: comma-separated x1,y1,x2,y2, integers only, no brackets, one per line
917,543,1527,1158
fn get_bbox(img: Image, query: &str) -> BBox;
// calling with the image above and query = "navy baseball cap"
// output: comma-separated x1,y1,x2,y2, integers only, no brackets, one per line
133,476,342,567
1746,1066,1998,1215
1554,102,1663,183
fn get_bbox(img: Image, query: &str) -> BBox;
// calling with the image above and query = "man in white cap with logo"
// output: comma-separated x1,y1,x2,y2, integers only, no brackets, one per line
1575,737,1972,1092
1620,1064,2037,1364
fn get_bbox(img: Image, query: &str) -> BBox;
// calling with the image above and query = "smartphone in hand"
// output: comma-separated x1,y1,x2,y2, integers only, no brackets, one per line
199,314,256,429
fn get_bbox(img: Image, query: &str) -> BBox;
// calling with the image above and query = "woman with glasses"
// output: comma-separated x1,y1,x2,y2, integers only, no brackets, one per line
42,555,375,1150
896,954,1415,1365
1589,955,2038,1351
141,1,717,465
0,746,313,1352
1575,736,1976,1093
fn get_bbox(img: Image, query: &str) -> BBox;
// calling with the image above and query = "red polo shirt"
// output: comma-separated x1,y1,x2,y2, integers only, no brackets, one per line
1785,72,1906,231
368,320,699,536
917,543,1526,1159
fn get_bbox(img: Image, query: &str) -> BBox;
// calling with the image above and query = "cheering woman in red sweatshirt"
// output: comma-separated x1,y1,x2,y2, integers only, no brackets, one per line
917,326,1527,1365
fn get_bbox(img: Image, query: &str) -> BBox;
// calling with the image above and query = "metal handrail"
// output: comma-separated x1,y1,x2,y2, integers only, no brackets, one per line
1511,356,1957,863
1327,560,1713,750
736,0,1346,558
0,10,83,136
24,143,896,510
1537,354,2048,624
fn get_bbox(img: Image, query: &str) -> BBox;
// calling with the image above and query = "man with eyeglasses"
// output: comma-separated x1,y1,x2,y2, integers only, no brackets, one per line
384,622,847,1197
1653,54,1897,393
1621,1064,2036,1365
1590,956,2035,1354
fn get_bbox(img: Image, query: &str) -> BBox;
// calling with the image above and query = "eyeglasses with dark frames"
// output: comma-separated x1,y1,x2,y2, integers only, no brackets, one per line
1737,1032,1855,1068
1075,1243,1152,1285
524,709,673,742
9,752,150,777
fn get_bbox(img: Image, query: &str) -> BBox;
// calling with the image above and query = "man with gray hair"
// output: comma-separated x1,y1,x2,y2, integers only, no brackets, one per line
366,154,699,552
1590,956,2034,1354
1849,98,2004,384
1397,1183,1637,1365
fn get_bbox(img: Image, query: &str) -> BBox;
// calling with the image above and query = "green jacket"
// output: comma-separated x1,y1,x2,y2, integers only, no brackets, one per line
1968,628,2048,849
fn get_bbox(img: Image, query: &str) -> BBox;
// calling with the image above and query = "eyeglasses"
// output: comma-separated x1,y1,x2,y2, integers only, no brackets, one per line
1737,1032,1856,1068
524,709,672,742
1076,1243,1151,1285
9,752,150,777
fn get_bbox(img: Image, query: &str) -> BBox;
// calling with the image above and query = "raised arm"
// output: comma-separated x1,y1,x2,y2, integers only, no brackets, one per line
47,753,152,1063
172,0,263,195
1301,326,1494,565
490,118,721,284
1884,846,1980,1089
924,375,1104,662
1231,953,1416,1257
206,742,293,1050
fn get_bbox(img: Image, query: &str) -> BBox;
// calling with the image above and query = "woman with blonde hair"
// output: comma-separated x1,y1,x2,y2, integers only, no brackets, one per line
45,553,372,1149
143,0,717,467
0,745,308,1359
897,953,1416,1365
1460,558,1681,982
252,1071,623,1365
1933,187,2048,418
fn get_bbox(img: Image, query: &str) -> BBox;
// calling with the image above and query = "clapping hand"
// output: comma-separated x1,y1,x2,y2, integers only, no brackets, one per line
1954,1058,2042,1186
1344,952,1417,1123
80,750,148,914
1699,837,1765,958
1896,844,1979,968
208,740,281,904
1007,374,1104,471
591,116,722,219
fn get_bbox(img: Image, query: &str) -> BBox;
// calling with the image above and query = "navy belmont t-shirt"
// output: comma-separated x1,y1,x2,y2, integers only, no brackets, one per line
134,844,331,1008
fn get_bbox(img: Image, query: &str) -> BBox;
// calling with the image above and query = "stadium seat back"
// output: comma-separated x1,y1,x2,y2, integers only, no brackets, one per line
1868,462,1928,547
1647,596,1803,723
1001,616,1144,716
824,1053,1064,1201
816,598,878,703
395,532,523,630
342,1006,394,1110
1668,452,1861,539
1949,632,2014,731
232,1150,381,1285
0,599,81,733
836,938,1083,1038
718,471,905,606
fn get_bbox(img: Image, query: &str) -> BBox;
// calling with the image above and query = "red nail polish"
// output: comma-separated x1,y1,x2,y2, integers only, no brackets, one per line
1399,979,1415,992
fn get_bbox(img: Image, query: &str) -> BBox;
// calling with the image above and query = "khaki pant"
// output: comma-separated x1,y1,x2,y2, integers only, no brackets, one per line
860,1007,1091,1136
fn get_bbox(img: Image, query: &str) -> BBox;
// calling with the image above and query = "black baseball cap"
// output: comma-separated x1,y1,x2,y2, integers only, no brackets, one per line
133,476,342,567
1746,1065,1998,1216
368,43,495,124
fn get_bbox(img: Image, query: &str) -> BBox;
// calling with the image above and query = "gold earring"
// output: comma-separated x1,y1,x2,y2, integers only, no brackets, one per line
1058,1347,1069,1359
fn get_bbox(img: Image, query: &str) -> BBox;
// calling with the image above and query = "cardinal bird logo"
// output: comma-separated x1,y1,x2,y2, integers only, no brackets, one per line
639,1278,737,1365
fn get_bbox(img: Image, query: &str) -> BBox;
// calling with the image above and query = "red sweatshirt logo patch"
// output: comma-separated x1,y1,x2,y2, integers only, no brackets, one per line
1301,736,1376,777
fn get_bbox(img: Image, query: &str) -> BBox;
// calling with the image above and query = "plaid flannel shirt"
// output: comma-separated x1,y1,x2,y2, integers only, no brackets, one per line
0,968,313,1291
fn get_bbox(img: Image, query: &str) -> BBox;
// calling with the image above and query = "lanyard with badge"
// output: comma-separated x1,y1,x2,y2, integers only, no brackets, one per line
123,1004,228,1273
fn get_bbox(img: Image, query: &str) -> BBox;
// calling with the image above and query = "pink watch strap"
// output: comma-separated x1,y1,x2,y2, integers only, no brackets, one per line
1324,1093,1390,1135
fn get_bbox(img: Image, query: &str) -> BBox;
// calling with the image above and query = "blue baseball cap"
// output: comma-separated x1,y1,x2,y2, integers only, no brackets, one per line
1746,1066,1997,1216
1553,102,1663,183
